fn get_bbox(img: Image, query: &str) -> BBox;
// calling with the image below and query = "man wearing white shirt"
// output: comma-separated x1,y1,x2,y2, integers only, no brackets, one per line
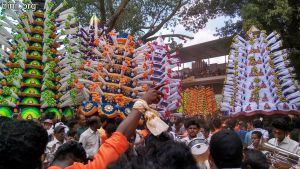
268,118,300,169
79,116,101,159
181,119,204,145
45,125,66,166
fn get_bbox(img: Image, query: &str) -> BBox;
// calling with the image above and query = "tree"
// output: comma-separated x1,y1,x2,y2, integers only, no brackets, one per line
55,0,193,42
179,0,300,79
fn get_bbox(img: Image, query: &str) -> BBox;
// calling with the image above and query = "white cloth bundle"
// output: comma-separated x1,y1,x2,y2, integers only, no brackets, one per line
133,99,169,136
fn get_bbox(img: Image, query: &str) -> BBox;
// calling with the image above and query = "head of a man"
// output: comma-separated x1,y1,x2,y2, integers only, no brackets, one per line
185,119,200,138
175,118,183,130
87,116,101,131
226,119,237,130
242,149,269,169
251,131,262,148
200,125,210,139
212,118,222,130
50,141,87,168
78,114,86,126
42,119,53,130
272,118,289,142
0,119,48,169
46,112,57,123
234,121,245,131
246,121,254,131
253,119,263,128
54,126,66,143
209,129,243,168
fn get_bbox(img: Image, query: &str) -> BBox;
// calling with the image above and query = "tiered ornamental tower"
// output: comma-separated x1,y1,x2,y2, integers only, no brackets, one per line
134,37,182,118
0,0,79,119
58,15,152,118
221,26,300,117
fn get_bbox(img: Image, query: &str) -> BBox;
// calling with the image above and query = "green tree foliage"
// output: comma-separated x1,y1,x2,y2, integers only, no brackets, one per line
180,0,300,79
55,0,193,42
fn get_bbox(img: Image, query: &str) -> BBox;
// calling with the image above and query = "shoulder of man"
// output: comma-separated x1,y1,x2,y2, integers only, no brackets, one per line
180,136,189,142
268,138,276,144
47,140,57,147
288,138,299,146
80,128,90,136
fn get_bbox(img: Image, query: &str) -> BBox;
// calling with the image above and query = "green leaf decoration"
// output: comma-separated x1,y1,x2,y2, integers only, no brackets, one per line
3,86,11,95
44,79,55,87
70,89,78,103
45,70,55,78
48,2,55,9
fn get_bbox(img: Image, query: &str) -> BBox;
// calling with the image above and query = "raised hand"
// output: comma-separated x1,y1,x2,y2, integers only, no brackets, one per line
141,84,164,105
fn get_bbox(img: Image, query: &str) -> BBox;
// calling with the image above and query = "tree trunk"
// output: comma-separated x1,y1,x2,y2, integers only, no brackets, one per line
107,0,130,32
99,0,106,23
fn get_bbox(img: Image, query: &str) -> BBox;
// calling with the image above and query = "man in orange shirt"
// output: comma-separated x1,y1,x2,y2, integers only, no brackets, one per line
49,85,164,169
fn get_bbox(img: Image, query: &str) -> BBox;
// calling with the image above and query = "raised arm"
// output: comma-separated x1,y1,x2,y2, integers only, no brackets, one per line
117,84,163,139
60,85,164,169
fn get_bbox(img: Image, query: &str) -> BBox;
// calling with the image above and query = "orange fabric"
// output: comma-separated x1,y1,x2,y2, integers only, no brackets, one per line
49,132,128,169
138,129,150,138
48,167,61,169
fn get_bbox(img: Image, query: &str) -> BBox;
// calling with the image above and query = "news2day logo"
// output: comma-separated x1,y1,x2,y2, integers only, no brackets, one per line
1,1,37,11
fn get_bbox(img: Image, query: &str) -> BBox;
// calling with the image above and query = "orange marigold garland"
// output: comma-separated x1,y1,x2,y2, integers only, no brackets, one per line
179,87,218,116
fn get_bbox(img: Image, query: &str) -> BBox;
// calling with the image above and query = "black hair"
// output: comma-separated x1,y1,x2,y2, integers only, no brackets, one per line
45,112,56,120
146,140,198,169
0,120,48,169
107,154,133,169
86,116,100,127
242,149,269,169
210,129,243,168
184,119,200,129
238,121,246,129
108,134,198,169
0,116,11,127
292,118,300,129
67,130,77,138
251,131,262,139
212,118,222,129
203,124,210,132
272,118,290,131
61,115,67,124
253,119,263,128
175,118,183,125
66,119,79,130
51,141,87,165
103,117,123,138
226,119,237,130
114,117,123,126
99,114,108,123
105,123,118,138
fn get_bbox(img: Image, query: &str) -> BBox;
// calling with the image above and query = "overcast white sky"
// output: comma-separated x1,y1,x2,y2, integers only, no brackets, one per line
153,16,231,69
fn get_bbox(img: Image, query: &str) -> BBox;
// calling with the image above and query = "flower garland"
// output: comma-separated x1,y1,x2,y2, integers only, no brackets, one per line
178,87,218,116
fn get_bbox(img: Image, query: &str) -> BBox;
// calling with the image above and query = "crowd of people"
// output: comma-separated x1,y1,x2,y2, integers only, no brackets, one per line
0,86,300,169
